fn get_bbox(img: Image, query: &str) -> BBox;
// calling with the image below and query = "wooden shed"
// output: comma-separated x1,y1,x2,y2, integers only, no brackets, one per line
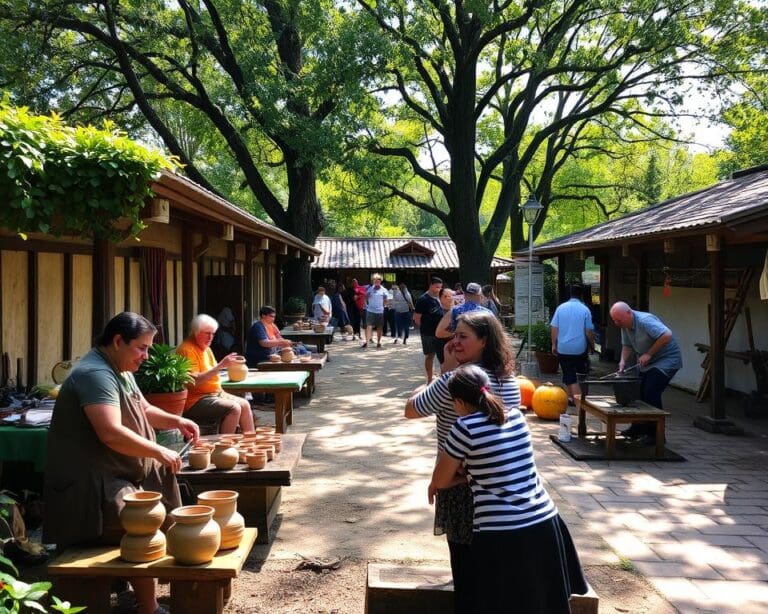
531,165,768,432
0,170,320,388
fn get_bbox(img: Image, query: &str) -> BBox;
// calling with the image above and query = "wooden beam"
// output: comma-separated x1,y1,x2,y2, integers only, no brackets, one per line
92,239,116,339
292,249,301,259
27,252,37,388
182,226,194,328
709,247,725,419
63,253,72,360
621,244,630,258
278,243,288,256
706,233,721,252
257,238,269,251
636,251,648,311
143,198,170,224
308,254,315,263
193,236,210,260
227,241,236,275
557,254,566,304
663,239,675,254
221,224,234,242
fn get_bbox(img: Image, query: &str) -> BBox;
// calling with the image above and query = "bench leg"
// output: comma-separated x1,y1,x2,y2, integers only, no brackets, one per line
577,407,587,438
171,579,226,613
655,419,666,459
605,417,616,459
274,391,292,432
53,577,112,614
238,485,282,544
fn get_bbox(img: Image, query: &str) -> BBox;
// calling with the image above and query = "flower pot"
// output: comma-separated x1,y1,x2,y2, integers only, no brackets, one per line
211,443,239,470
144,390,188,416
197,490,245,550
120,530,166,563
534,351,560,375
227,356,248,382
167,505,221,565
120,491,166,536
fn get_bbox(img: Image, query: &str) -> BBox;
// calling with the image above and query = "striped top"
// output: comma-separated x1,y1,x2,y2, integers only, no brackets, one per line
412,367,521,451
444,410,558,532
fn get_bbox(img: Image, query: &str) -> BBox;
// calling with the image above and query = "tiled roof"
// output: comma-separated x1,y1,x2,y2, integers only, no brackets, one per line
312,237,514,270
534,166,768,255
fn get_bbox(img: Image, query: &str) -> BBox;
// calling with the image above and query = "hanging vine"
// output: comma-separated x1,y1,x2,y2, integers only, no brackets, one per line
0,102,180,242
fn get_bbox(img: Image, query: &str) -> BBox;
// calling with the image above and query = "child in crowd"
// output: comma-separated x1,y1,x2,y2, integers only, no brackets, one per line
429,365,587,613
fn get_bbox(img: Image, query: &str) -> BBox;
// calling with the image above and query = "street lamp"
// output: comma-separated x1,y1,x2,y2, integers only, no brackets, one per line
520,194,543,367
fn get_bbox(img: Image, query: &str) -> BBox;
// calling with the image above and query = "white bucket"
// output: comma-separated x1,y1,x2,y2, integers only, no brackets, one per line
558,413,572,442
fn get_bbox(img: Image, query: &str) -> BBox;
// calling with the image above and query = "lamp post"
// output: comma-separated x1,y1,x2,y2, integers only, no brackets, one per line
520,194,544,366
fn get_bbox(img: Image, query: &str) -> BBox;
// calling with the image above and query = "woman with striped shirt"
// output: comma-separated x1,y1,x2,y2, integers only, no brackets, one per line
430,364,587,613
405,311,521,613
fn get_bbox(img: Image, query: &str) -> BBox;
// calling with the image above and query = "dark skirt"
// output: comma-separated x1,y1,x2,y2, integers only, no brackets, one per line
469,514,587,614
434,483,473,546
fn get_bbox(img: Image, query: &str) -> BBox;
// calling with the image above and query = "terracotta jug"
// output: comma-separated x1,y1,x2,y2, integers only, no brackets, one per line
120,491,166,536
197,490,245,550
211,443,239,470
167,505,221,565
227,356,248,382
280,347,296,363
120,530,166,563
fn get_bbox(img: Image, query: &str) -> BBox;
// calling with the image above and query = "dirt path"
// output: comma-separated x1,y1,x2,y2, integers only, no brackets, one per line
227,338,675,613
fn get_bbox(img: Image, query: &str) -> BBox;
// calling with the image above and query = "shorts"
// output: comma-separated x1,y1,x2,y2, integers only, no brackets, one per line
420,334,438,356
557,353,589,385
185,391,243,424
367,312,385,329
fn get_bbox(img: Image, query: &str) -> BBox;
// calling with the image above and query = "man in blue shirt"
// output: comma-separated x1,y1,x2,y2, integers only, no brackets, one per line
550,286,595,405
609,301,683,443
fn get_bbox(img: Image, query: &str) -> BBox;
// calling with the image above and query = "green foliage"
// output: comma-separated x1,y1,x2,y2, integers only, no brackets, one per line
530,321,553,353
283,297,308,315
134,344,194,394
0,102,179,241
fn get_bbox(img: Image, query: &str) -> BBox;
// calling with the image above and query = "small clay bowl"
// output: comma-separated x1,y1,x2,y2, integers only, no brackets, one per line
245,451,267,470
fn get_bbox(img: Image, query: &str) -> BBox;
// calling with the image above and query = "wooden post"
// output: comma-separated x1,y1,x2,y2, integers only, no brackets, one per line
557,254,566,305
92,239,116,338
27,251,37,388
709,245,725,420
636,252,648,311
244,243,254,338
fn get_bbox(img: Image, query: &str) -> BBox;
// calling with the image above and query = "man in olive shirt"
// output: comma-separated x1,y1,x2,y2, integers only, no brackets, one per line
414,276,443,382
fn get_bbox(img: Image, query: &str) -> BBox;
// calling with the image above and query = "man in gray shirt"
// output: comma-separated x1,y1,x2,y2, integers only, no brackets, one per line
609,301,683,443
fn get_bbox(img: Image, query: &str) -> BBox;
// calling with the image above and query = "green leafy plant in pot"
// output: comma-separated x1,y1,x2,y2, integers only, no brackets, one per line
135,344,194,415
283,296,307,326
530,321,559,375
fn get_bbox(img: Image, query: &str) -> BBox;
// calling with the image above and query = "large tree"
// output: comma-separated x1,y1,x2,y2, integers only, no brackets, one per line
0,0,382,297
357,0,761,283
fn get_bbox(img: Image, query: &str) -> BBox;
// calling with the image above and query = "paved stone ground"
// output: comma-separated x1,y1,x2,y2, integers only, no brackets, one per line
250,334,768,614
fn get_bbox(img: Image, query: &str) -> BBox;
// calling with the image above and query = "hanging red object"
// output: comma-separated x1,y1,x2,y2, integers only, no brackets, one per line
663,275,672,297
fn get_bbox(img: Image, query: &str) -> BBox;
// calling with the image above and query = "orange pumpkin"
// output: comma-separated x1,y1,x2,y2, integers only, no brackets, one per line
532,382,568,420
516,376,537,410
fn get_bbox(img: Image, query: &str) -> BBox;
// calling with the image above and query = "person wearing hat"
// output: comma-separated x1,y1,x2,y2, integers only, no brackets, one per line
435,282,493,371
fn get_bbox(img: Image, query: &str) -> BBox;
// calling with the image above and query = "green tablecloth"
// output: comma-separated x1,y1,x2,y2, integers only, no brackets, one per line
221,371,308,390
0,425,48,472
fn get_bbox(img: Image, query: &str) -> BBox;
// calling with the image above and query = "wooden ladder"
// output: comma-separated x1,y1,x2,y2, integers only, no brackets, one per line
696,267,756,401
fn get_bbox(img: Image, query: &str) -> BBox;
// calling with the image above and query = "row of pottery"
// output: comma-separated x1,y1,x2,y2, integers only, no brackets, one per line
119,489,245,565
188,431,283,471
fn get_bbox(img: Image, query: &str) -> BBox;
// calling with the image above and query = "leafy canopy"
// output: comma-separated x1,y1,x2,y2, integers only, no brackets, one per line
0,102,179,241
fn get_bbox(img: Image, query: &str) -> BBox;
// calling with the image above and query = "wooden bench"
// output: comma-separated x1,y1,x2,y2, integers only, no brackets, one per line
365,563,598,613
179,434,305,544
48,528,256,614
256,352,328,397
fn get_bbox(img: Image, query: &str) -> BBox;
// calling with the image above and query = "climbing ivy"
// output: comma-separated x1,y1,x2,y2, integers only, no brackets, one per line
0,102,180,241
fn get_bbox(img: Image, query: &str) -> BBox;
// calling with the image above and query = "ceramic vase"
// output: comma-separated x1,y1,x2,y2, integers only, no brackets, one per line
167,505,221,565
120,530,166,563
187,448,211,470
211,443,239,470
245,450,267,470
119,491,166,536
280,348,295,363
227,356,249,382
196,490,245,550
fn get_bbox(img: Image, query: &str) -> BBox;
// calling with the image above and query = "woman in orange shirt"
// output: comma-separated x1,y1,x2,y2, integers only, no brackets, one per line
176,314,255,434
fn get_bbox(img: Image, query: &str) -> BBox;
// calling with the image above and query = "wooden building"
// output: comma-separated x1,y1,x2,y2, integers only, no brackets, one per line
0,170,320,388
311,237,513,293
531,165,768,431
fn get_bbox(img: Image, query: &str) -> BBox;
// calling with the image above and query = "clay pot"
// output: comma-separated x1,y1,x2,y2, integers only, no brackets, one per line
167,505,221,565
211,443,239,470
254,426,276,435
120,530,166,563
237,446,254,464
299,355,311,363
280,348,296,363
268,354,281,363
262,437,282,453
313,323,326,333
187,448,211,470
196,490,245,550
245,450,267,470
226,355,249,382
252,443,274,461
120,491,166,536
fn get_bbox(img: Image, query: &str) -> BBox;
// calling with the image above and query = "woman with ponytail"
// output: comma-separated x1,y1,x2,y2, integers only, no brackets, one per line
405,311,521,612
430,364,587,613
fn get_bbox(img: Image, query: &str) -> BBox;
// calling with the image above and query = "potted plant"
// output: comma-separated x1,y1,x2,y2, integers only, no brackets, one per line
135,344,194,415
283,296,307,326
530,321,559,375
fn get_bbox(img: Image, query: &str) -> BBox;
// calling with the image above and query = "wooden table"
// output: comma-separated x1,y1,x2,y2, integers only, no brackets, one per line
221,371,308,433
48,528,257,614
179,434,305,544
279,326,334,353
578,395,670,459
257,352,328,396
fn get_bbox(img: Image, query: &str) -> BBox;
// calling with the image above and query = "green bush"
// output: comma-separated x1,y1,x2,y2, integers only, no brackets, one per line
530,321,553,353
283,296,307,315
